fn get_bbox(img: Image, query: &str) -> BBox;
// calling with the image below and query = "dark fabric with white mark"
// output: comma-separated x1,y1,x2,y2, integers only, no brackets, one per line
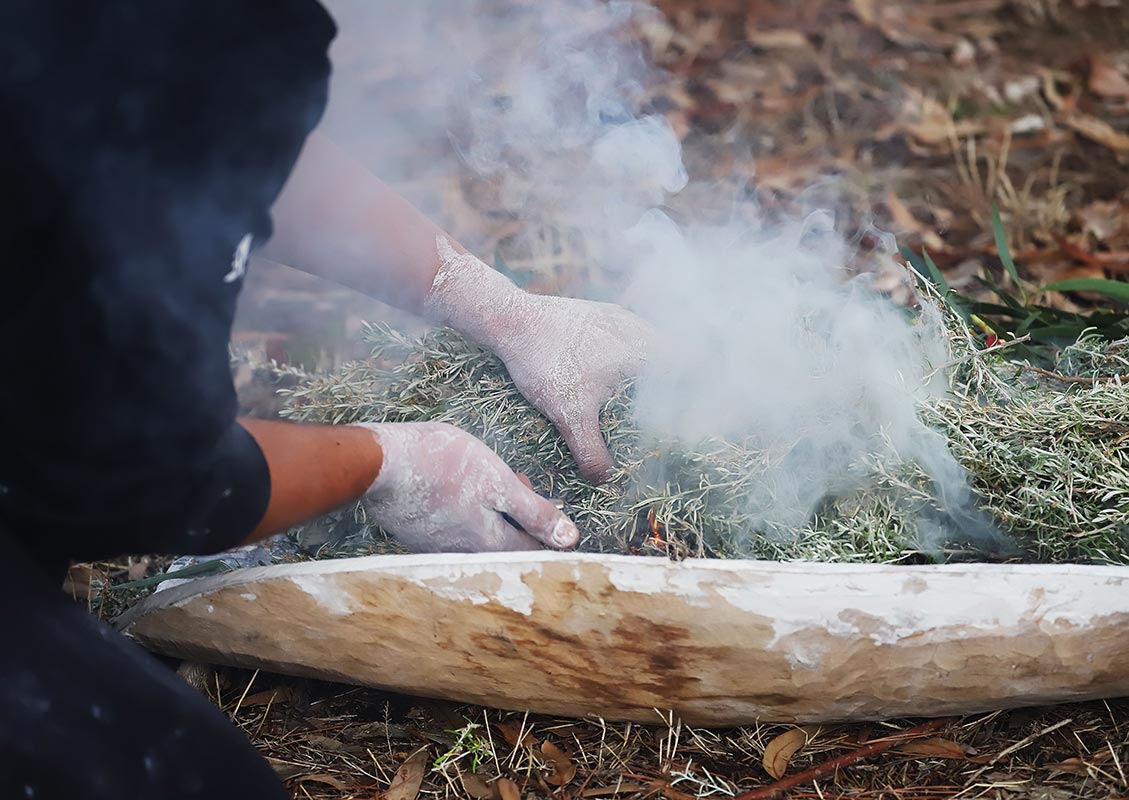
0,1,336,794
0,0,336,560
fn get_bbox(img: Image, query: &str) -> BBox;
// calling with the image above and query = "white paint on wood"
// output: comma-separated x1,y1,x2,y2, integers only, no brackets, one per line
117,553,1129,725
289,574,355,615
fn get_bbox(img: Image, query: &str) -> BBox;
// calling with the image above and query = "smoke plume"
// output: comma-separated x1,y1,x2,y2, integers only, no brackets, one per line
319,0,1008,555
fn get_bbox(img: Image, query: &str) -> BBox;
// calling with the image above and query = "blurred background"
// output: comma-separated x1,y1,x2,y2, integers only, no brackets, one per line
234,0,1129,376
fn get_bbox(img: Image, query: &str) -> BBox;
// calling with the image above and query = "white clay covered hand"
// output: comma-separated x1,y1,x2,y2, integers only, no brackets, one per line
425,239,651,481
354,422,580,553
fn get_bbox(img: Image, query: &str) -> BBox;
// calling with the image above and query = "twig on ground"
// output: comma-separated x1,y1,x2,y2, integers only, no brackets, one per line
230,668,261,723
730,718,956,800
959,716,1075,788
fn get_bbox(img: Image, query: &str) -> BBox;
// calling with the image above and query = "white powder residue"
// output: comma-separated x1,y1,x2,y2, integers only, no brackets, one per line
428,235,465,294
706,565,1129,648
356,420,578,551
788,640,828,669
494,568,537,615
410,563,540,615
422,232,648,482
606,562,713,608
290,575,356,615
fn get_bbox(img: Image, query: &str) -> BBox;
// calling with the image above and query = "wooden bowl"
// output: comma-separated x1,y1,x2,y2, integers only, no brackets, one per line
117,552,1129,725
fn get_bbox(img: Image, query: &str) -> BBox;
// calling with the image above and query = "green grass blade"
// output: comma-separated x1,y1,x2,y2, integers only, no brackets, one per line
1016,311,1043,336
900,246,931,285
973,274,1026,311
991,203,1022,287
961,299,1027,317
1042,278,1129,305
108,559,230,591
901,245,968,321
921,248,949,296
494,250,537,290
1024,323,1101,340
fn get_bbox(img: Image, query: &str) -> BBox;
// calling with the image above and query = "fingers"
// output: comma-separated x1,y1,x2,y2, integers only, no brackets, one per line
557,406,616,483
497,475,580,549
417,519,544,553
488,518,546,551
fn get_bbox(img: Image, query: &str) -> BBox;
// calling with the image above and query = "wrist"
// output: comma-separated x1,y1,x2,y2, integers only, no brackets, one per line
422,237,537,356
350,422,395,497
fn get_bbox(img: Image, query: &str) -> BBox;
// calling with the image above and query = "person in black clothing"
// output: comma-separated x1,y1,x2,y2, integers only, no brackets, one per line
0,2,651,796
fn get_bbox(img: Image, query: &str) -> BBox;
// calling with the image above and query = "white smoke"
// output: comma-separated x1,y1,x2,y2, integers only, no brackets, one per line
318,0,1006,553
320,0,684,266
624,209,951,531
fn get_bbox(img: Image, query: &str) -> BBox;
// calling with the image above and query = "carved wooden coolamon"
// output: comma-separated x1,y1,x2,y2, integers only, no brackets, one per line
117,552,1129,725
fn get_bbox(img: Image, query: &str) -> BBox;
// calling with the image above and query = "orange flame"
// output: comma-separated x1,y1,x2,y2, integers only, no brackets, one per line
647,509,666,549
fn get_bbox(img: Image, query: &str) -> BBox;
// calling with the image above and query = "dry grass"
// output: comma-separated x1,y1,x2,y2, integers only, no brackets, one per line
167,664,1129,799
274,300,1129,569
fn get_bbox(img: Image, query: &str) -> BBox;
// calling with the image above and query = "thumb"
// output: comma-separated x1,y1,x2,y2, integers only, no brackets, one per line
497,477,580,550
558,406,615,483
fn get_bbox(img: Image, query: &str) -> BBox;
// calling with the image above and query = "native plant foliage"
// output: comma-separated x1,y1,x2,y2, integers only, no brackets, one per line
904,205,1129,364
278,274,1129,566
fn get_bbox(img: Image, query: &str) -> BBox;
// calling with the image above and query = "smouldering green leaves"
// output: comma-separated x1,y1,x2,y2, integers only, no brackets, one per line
279,309,1129,566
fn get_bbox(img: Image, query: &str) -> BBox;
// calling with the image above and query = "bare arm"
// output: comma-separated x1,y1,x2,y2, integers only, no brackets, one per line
236,417,578,552
261,131,654,481
238,418,382,543
259,131,462,315
244,136,584,544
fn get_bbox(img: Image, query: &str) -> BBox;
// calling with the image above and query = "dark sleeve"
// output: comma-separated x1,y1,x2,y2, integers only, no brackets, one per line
0,0,336,564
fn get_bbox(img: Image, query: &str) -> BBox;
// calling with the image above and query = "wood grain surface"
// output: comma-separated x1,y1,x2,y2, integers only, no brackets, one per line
117,553,1129,724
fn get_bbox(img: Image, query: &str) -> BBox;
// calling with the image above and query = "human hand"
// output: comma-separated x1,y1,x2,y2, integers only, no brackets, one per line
354,422,580,553
425,239,651,482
